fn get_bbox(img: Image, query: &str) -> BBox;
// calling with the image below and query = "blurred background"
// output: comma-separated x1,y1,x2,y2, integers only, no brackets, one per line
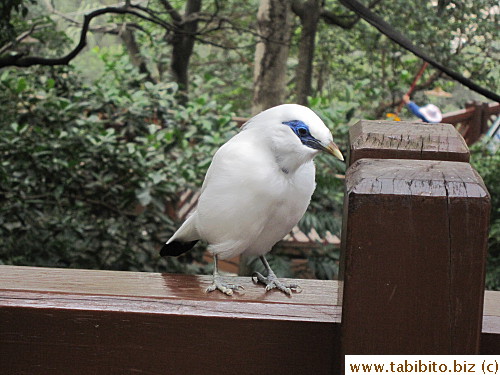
0,0,498,289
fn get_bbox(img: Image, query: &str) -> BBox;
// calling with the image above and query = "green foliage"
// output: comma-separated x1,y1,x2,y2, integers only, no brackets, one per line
1,0,498,286
308,246,340,280
311,0,499,117
470,142,500,290
0,51,236,273
0,0,36,45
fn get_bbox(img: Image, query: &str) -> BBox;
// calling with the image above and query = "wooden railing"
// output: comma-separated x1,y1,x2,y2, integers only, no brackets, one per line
0,267,341,374
441,101,500,145
1,120,499,374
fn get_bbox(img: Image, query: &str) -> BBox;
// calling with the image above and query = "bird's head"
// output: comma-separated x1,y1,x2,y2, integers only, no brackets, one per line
244,104,344,161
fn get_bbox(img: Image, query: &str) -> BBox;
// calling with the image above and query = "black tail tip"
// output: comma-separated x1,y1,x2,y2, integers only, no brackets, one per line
160,240,198,257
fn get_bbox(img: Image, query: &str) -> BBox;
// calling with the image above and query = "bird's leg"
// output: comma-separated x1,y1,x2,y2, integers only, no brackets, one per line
252,256,302,295
206,254,244,296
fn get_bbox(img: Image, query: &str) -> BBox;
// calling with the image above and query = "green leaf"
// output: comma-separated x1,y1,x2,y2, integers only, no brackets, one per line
149,172,166,185
135,188,152,206
0,70,10,83
147,124,158,135
16,77,27,93
46,78,55,89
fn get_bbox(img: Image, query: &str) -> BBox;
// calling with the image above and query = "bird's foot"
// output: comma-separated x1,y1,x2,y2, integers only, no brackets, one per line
252,271,302,296
206,275,244,296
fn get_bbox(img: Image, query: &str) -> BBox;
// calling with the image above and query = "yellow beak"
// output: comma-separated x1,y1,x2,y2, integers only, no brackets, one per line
323,141,344,161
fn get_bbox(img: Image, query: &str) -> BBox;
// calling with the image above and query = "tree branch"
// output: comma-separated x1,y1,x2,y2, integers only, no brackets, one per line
157,0,183,23
119,23,156,83
128,4,176,31
0,6,173,68
291,0,305,18
320,0,383,29
374,70,443,118
0,22,48,55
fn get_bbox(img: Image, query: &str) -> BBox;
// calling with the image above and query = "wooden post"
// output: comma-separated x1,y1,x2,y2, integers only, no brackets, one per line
340,120,491,355
479,102,492,135
340,159,490,354
348,120,470,165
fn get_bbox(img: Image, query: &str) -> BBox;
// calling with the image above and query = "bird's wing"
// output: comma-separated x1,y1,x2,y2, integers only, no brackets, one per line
193,130,293,258
162,131,258,257
163,130,266,257
167,214,199,243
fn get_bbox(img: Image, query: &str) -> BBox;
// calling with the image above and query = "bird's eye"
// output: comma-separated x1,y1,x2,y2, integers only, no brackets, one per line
297,127,308,136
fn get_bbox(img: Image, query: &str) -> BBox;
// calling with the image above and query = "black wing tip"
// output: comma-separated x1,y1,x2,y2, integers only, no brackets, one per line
160,240,198,257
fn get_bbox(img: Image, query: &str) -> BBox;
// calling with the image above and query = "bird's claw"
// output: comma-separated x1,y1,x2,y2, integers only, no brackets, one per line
251,272,302,295
206,277,244,296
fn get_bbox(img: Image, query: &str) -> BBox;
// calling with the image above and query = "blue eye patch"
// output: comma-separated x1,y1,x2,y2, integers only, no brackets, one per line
282,120,323,151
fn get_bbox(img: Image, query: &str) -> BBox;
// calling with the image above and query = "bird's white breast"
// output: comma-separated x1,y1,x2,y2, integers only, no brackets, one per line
194,128,316,259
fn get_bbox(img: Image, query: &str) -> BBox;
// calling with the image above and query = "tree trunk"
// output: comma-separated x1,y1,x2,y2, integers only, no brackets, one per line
251,0,292,115
243,0,292,274
169,0,202,103
120,24,155,83
294,0,321,105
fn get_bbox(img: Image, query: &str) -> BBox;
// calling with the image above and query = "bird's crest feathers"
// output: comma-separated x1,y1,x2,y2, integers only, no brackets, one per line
242,104,333,148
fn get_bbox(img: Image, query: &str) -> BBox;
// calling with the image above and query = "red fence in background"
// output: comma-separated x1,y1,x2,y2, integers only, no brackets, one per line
442,101,500,145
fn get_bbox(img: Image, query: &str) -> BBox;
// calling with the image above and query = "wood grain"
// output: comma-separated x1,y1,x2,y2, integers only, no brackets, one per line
339,158,491,354
348,120,470,165
0,265,499,375
0,265,341,375
0,265,340,322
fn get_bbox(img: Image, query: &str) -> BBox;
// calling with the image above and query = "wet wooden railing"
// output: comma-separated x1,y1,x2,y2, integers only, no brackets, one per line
1,120,499,374
0,267,341,374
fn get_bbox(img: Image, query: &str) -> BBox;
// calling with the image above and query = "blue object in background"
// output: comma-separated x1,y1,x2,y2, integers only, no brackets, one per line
406,101,442,123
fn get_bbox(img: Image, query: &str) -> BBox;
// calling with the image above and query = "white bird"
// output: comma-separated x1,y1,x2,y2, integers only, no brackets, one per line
160,104,343,295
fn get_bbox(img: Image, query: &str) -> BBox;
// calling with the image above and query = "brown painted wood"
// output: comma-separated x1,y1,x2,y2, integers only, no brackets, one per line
348,120,470,165
0,266,341,375
441,105,476,124
339,158,491,354
463,102,486,145
0,267,498,375
482,290,500,354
